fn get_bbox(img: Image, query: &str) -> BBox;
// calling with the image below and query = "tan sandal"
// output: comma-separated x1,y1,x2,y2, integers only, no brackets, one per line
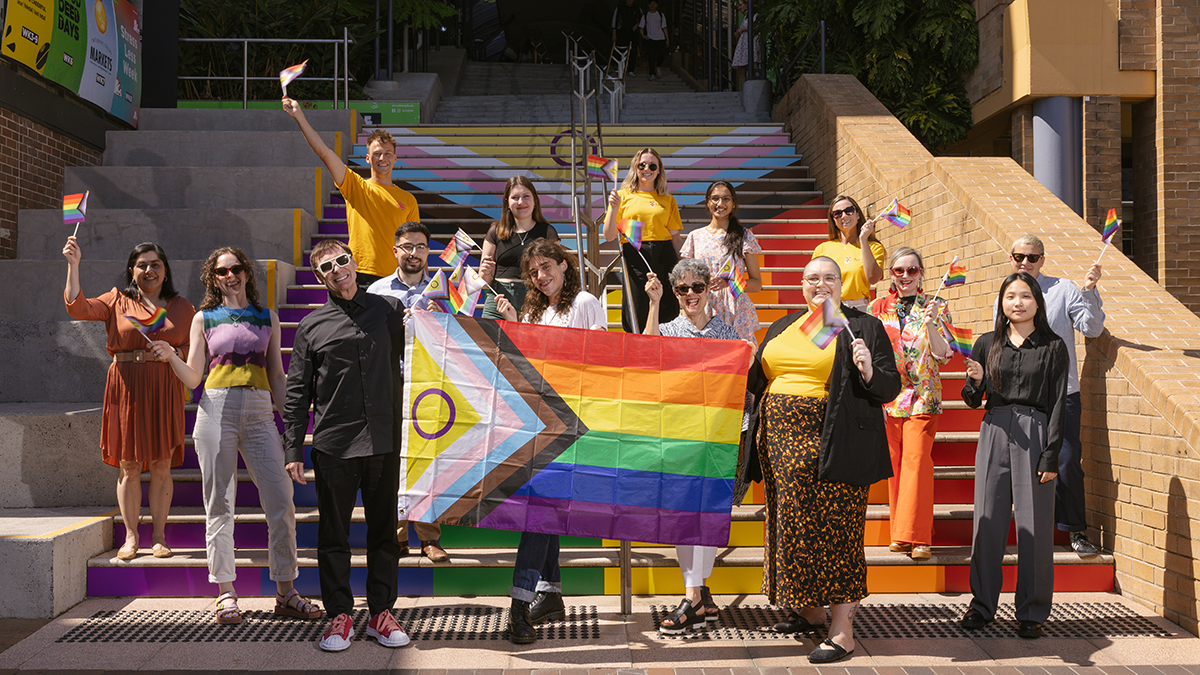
116,540,138,561
151,542,172,559
215,592,242,625
275,588,324,620
911,545,932,560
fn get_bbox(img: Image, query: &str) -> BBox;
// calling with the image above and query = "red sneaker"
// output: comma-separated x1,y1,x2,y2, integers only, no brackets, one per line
319,613,354,652
367,610,410,647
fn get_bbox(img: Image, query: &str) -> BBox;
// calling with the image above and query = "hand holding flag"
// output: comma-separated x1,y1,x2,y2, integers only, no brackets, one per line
121,306,168,344
798,297,854,349
63,191,89,238
715,255,748,298
931,256,967,303
422,269,452,312
279,60,308,97
1096,207,1121,265
879,198,912,228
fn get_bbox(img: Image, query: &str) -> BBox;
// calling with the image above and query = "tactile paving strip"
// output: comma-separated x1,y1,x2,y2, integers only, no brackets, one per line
55,605,602,643
648,602,1172,640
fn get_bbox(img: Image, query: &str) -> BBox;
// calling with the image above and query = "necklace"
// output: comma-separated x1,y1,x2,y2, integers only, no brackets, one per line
222,304,252,324
514,224,533,246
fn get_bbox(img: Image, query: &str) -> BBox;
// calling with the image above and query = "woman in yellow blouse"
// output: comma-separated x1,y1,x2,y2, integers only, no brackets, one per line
603,147,682,333
812,195,885,311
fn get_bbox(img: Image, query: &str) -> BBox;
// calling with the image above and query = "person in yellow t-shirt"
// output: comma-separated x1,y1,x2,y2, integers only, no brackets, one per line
603,147,683,333
283,97,421,288
812,195,885,311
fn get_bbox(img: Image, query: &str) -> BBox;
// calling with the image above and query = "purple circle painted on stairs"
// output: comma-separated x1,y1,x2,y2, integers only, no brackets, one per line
411,389,456,439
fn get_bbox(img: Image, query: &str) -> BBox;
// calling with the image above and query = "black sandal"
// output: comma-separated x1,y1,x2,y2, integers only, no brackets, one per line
773,611,822,634
700,586,719,622
659,598,705,634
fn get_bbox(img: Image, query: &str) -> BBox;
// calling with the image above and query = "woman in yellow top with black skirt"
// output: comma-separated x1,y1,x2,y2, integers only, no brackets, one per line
812,195,886,311
604,147,682,333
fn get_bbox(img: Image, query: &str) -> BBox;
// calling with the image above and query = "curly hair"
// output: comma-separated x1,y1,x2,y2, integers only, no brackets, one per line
199,247,261,311
121,242,179,301
619,147,670,196
519,238,582,324
494,176,551,240
366,128,397,151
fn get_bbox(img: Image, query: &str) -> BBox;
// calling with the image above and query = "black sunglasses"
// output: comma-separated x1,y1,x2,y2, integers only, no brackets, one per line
316,253,353,274
830,205,857,218
1011,252,1043,263
637,162,660,171
214,264,245,277
674,282,707,295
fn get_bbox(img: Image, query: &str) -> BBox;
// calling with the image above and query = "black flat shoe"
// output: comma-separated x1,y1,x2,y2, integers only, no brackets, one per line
700,586,719,622
807,638,853,663
658,598,705,634
960,607,992,630
1017,620,1043,639
773,612,822,634
528,591,565,625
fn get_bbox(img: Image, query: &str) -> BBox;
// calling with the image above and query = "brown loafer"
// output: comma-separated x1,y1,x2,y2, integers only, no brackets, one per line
888,542,911,552
910,545,932,560
421,540,450,562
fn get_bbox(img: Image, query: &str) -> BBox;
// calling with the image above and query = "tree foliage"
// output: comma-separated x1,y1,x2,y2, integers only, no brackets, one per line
763,0,979,151
179,0,455,102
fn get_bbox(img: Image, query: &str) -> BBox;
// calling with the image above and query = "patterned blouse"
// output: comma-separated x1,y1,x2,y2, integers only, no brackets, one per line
868,291,952,417
680,226,763,347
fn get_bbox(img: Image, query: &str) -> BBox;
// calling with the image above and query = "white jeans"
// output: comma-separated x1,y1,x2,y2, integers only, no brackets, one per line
677,545,717,588
194,387,298,584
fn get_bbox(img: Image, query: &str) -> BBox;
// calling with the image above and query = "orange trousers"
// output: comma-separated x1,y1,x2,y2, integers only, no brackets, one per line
885,414,939,545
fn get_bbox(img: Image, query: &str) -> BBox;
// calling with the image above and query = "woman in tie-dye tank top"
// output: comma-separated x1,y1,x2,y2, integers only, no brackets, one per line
149,247,323,626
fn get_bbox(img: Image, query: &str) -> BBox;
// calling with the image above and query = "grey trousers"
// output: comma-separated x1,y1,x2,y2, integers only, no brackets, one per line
968,405,1056,623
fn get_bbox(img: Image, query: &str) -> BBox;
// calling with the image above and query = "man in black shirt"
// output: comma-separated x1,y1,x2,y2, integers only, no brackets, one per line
283,240,409,652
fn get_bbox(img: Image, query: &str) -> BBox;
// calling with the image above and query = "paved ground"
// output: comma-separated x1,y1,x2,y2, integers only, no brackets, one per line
1,592,1198,672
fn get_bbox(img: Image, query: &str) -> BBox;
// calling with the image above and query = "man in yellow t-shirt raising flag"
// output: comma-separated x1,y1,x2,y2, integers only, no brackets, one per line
283,97,421,289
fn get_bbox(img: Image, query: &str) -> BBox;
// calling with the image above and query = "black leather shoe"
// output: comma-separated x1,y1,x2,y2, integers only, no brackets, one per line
807,638,853,663
773,611,822,633
508,599,537,644
1017,620,1043,639
960,607,992,630
528,591,565,625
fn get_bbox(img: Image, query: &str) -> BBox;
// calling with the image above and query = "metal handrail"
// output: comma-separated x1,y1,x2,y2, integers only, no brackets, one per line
773,20,825,99
179,29,355,109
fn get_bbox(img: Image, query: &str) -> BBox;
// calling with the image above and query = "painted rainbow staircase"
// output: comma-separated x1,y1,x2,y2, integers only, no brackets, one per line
86,121,1114,599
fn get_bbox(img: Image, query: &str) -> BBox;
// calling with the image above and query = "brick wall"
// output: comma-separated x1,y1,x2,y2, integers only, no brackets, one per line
966,0,1014,105
1121,0,1157,70
1082,96,1123,234
0,108,102,259
1011,104,1034,174
775,72,1200,635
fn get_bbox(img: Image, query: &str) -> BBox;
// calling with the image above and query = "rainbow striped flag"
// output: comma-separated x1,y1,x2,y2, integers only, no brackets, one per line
439,228,477,267
63,192,88,226
446,274,481,315
945,258,967,287
121,307,168,335
278,60,308,92
715,256,748,298
1102,208,1121,244
797,298,848,349
586,155,618,182
880,198,912,228
617,219,645,249
944,322,973,357
422,269,453,312
402,311,751,545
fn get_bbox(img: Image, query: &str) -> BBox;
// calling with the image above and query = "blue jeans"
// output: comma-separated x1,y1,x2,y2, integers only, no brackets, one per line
510,532,561,601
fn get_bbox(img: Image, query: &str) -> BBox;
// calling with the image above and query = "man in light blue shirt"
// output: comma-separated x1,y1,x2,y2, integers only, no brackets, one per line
366,221,449,563
1010,234,1105,558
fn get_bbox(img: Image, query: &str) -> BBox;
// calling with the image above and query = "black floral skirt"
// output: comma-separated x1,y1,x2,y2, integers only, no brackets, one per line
759,392,869,608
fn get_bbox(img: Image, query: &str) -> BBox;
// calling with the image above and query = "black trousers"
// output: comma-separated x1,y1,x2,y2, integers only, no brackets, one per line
645,39,666,75
621,239,679,334
311,450,401,618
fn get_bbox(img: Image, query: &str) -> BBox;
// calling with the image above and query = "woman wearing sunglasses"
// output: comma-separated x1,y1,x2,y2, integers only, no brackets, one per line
603,147,682,333
868,248,952,562
643,258,748,633
813,195,885,310
63,237,195,561
148,247,323,625
681,181,763,347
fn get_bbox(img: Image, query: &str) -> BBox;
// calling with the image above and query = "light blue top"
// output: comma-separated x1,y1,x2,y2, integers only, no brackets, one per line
1037,274,1105,395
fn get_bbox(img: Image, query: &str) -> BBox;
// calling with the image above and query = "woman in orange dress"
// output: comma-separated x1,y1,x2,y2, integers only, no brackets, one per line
63,237,195,560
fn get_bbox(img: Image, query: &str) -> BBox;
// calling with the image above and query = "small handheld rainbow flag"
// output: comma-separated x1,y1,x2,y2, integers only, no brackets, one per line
459,265,489,296
1102,208,1121,245
586,155,618,182
797,298,850,349
944,322,973,357
945,259,967,287
422,269,452,312
279,60,308,96
716,256,748,298
64,191,89,237
447,276,481,316
616,219,645,249
121,307,168,343
879,198,912,228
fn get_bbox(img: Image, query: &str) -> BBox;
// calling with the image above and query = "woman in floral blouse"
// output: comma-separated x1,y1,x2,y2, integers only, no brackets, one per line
869,247,951,560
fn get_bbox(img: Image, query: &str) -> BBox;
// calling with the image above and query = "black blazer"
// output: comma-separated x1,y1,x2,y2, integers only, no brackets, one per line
744,304,901,487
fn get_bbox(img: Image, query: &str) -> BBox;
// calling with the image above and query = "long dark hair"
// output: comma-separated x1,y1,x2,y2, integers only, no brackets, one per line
826,195,881,244
199,247,261,311
987,272,1052,389
121,242,179,301
519,238,582,324
706,180,746,261
494,175,550,240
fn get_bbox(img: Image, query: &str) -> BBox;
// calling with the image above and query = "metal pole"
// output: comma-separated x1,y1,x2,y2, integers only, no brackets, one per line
820,20,826,74
704,0,711,90
403,23,410,72
374,0,381,79
387,0,394,78
242,40,248,108
345,27,351,109
727,0,733,89
746,0,754,79
620,540,632,616
333,34,339,107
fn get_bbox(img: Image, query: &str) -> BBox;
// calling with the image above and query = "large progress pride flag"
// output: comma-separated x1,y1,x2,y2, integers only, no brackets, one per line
402,311,751,546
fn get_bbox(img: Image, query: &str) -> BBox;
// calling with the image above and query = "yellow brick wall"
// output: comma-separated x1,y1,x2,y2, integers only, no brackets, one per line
774,72,1200,635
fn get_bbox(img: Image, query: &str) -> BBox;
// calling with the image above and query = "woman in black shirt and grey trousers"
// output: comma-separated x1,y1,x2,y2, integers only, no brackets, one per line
959,271,1068,640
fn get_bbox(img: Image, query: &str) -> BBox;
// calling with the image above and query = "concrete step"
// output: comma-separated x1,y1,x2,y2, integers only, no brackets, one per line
63,167,333,210
103,131,347,168
136,108,359,133
0,507,112,617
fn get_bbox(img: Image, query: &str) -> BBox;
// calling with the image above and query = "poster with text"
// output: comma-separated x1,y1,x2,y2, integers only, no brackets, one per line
75,0,116,114
2,0,53,73
107,0,138,126
41,0,86,92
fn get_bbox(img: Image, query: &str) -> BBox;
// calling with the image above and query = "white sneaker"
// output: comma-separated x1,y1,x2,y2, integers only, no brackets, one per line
649,74,656,80
319,613,355,651
367,610,410,647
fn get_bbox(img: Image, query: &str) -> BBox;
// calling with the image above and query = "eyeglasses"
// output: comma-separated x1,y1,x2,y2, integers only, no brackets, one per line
890,266,921,277
214,264,245,277
316,253,353,275
830,206,857,219
708,195,733,204
1011,252,1043,263
637,162,660,171
673,282,707,295
396,244,429,254
803,274,841,286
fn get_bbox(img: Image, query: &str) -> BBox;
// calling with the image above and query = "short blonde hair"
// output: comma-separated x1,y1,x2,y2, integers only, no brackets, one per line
1011,234,1045,254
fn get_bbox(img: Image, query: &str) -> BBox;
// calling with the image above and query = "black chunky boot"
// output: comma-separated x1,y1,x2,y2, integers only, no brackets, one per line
528,591,566,625
508,598,537,644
